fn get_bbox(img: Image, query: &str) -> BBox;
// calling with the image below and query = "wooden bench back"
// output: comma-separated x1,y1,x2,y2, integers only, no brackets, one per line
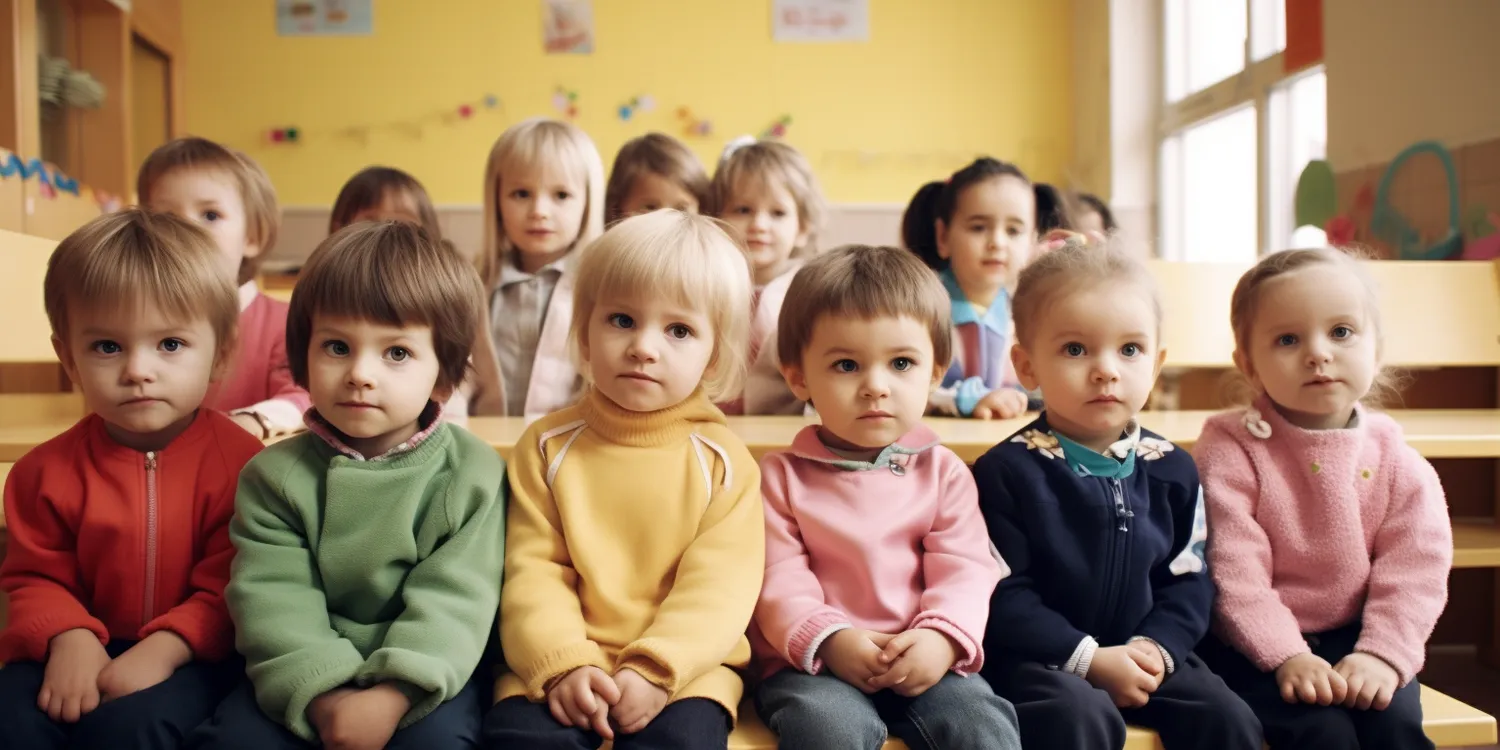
0,229,58,364
1151,259,1500,369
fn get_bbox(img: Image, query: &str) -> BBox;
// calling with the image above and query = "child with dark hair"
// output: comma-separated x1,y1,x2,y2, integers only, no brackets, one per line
1076,193,1118,234
900,158,1035,420
1033,183,1077,234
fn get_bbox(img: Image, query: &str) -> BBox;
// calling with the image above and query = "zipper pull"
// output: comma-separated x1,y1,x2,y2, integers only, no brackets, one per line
145,451,157,471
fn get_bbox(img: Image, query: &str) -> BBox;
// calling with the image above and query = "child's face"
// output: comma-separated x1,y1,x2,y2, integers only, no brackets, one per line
1075,208,1107,236
145,168,259,283
498,165,587,272
306,314,445,457
937,175,1035,299
1236,265,1377,430
782,314,939,458
719,176,808,286
618,172,699,218
1013,281,1164,452
53,302,222,452
581,294,715,413
348,190,423,227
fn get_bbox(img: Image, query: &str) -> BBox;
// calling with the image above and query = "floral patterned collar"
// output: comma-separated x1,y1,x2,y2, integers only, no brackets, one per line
305,400,444,462
1010,415,1177,478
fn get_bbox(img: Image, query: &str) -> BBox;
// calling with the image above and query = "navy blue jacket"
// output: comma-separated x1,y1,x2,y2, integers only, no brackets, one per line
974,414,1211,672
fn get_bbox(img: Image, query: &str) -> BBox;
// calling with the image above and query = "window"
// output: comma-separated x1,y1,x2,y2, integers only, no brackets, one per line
1159,0,1323,262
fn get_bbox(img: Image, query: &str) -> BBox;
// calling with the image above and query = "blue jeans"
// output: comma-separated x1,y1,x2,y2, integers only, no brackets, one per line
755,670,1021,750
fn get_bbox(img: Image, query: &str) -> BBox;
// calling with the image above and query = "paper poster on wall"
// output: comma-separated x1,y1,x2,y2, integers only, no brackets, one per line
773,0,869,42
543,0,595,54
277,0,372,36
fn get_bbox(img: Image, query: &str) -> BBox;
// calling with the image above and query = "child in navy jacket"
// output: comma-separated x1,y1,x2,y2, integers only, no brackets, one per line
973,240,1261,750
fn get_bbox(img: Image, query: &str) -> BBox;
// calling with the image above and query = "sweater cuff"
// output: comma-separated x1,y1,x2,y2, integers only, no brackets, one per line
802,623,851,674
234,398,306,437
521,641,612,701
1063,636,1098,678
1129,635,1175,674
1,612,110,664
911,615,982,675
787,610,853,674
141,603,233,662
1353,638,1419,686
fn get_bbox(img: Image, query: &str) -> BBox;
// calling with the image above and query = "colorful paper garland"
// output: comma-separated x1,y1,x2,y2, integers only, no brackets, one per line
266,93,502,145
0,153,80,195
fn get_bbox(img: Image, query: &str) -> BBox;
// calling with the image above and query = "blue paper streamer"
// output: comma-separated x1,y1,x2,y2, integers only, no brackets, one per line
0,152,80,195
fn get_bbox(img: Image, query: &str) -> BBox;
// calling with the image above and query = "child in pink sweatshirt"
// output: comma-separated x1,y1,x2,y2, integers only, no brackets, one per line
1195,248,1452,750
749,245,1018,750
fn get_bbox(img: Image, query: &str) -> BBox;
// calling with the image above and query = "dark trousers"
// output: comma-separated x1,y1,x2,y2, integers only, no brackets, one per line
0,640,240,750
186,676,485,749
1199,624,1433,750
482,695,729,750
987,653,1263,750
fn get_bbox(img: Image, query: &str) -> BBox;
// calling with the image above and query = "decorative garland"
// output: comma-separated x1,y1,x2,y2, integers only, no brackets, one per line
0,153,80,195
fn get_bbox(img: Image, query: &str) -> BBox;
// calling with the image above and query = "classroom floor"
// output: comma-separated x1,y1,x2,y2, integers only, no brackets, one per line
1423,650,1500,749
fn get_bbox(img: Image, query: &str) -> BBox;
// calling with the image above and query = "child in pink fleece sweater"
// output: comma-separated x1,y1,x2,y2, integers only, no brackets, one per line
1196,248,1452,750
750,245,1018,750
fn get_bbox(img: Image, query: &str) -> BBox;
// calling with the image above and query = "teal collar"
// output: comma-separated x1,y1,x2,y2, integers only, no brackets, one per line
940,268,1011,332
1052,420,1141,479
789,424,941,473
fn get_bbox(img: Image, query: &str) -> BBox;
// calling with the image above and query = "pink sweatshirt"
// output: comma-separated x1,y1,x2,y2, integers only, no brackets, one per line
751,425,1006,678
1196,397,1452,684
204,285,311,436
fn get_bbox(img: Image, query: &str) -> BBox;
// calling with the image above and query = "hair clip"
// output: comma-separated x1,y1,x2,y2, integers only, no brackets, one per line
720,135,756,165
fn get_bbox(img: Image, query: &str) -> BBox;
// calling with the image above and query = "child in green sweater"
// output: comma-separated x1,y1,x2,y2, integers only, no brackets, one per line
188,221,507,750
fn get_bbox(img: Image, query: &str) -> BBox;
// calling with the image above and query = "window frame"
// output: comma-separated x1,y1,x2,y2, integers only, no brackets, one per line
1157,0,1322,261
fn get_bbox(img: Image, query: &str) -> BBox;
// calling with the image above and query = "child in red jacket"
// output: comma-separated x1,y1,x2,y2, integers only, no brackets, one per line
0,208,264,750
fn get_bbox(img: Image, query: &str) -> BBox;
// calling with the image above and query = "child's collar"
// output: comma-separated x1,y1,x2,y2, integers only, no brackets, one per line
304,400,444,461
789,423,941,473
940,268,1011,330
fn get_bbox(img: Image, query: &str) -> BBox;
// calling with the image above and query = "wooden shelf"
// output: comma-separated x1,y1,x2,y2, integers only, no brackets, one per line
1453,520,1500,569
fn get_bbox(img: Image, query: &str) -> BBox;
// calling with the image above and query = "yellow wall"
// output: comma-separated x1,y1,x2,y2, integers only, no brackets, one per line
181,0,1073,206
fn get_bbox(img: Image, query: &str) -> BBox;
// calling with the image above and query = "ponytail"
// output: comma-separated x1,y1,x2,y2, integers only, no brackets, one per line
900,158,1031,272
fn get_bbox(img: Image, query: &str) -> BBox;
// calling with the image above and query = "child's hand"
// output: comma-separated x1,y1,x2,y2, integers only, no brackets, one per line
547,666,620,739
1334,652,1400,711
38,628,111,723
229,412,265,437
1085,646,1159,708
96,631,191,701
308,686,359,737
866,628,960,697
610,668,669,735
972,389,1029,420
817,629,894,694
317,682,410,750
1276,652,1348,706
1125,640,1167,688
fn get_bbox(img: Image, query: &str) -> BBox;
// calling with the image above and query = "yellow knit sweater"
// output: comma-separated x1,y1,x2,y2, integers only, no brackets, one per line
495,387,765,720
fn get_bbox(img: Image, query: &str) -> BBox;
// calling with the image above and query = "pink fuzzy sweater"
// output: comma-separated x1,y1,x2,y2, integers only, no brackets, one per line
1195,397,1451,684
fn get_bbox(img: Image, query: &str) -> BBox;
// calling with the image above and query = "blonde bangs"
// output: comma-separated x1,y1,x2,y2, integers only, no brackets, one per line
45,209,238,354
571,210,753,401
479,118,605,286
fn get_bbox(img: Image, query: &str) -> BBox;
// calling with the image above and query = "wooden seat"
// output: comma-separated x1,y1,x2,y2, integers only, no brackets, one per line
714,685,1495,749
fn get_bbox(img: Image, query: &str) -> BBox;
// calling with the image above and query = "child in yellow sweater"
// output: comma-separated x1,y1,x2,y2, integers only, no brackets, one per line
485,210,765,749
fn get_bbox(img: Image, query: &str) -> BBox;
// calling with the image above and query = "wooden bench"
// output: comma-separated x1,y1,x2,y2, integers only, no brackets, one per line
715,685,1497,749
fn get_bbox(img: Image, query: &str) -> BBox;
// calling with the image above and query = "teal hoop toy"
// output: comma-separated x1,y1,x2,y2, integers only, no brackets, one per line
1370,140,1463,260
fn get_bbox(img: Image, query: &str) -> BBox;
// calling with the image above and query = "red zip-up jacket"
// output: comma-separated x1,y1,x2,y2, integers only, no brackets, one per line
0,409,264,663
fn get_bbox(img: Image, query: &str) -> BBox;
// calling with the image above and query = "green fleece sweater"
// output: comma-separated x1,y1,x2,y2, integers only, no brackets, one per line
226,423,506,741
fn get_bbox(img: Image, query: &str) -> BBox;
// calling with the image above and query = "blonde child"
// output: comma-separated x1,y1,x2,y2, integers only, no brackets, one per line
328,166,471,425
974,242,1261,750
139,137,312,439
751,245,1020,749
604,132,710,223
189,222,505,749
1195,248,1451,750
901,157,1036,420
485,210,764,749
711,138,826,416
0,210,263,750
467,118,606,419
